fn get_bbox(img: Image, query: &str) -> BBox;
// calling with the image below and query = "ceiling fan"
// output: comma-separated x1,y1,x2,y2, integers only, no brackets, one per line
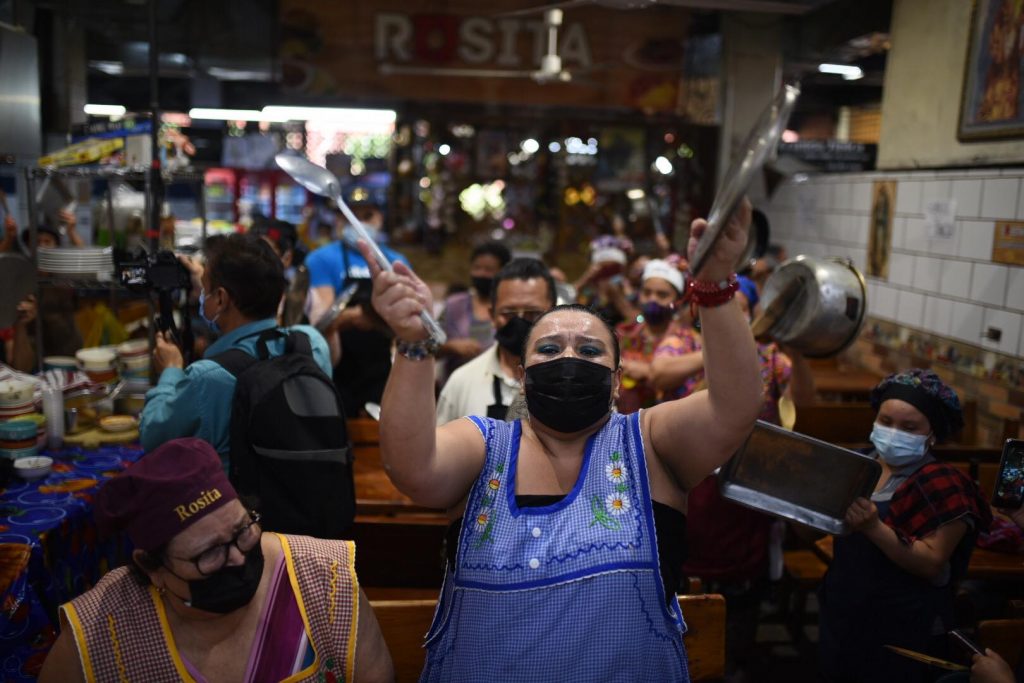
378,9,585,85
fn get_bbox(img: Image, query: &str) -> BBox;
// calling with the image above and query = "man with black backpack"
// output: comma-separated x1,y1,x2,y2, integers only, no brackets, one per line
140,233,355,538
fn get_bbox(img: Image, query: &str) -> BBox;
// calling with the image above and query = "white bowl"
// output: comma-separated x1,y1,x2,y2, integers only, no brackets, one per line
116,339,149,358
0,380,35,406
43,356,78,370
120,355,151,370
14,456,53,481
76,348,117,371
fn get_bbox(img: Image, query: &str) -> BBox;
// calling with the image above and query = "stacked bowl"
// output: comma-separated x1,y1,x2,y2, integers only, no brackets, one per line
0,419,38,461
0,380,36,421
116,339,151,383
76,347,118,385
0,381,45,449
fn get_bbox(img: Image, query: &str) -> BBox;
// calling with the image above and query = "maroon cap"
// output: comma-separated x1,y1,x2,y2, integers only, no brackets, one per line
96,438,238,552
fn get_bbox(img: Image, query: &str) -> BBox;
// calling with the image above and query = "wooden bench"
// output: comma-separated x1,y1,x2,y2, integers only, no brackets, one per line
780,549,830,647
371,594,727,682
978,618,1024,672
347,514,449,589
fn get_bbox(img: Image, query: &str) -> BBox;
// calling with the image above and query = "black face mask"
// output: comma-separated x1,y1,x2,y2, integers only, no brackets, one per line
524,357,613,433
169,542,265,614
494,316,533,356
471,276,494,299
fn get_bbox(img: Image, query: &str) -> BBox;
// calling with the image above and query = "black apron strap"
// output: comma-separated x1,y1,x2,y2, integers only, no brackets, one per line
486,375,508,420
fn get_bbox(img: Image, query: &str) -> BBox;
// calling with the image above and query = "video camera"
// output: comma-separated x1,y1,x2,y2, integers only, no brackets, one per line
115,248,192,293
114,248,195,362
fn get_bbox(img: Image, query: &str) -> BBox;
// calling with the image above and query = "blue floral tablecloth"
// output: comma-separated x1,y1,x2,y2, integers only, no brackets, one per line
0,445,144,681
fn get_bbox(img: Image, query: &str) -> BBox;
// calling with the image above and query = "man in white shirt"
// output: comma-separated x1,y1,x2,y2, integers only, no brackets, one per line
436,258,556,425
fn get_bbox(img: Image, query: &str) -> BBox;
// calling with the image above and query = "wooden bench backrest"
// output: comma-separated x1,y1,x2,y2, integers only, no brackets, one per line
370,594,726,682
978,618,1024,670
793,402,874,445
348,418,380,446
792,399,980,447
679,593,726,680
349,515,448,588
370,599,436,683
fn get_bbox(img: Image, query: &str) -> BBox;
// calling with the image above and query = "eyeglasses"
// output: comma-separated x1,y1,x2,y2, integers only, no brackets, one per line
168,511,262,576
495,308,546,323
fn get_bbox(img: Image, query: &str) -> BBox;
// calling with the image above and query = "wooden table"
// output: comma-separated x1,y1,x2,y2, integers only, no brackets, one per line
813,535,1024,581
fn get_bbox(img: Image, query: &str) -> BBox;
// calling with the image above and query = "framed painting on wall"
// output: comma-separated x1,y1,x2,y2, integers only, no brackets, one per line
867,181,896,279
958,0,1024,140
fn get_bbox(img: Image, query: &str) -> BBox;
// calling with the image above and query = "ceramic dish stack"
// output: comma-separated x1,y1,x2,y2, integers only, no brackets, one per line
15,412,48,448
76,347,119,385
116,339,151,383
0,380,37,421
37,247,114,279
0,420,38,461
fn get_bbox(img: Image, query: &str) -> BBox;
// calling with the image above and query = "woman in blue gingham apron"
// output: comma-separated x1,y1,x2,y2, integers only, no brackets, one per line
422,412,688,681
361,201,764,682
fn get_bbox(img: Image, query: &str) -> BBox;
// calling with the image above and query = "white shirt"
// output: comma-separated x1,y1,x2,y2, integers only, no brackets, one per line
436,347,520,426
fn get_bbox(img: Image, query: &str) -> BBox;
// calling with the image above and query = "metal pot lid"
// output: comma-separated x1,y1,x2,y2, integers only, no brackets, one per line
690,82,800,277
0,254,37,328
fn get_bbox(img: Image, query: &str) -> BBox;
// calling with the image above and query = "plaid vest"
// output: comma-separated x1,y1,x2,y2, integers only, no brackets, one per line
61,534,358,683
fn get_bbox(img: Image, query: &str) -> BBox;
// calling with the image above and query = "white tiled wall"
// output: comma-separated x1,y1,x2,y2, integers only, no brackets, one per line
765,170,1024,358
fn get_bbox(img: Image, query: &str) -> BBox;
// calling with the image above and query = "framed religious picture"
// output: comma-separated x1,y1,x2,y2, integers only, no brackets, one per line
958,0,1024,140
867,181,896,279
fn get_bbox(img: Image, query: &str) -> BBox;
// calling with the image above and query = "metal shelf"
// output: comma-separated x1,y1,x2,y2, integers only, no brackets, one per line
23,164,206,370
28,166,205,183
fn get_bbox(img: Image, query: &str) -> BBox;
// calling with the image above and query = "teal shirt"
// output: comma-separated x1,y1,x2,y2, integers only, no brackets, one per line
139,318,332,459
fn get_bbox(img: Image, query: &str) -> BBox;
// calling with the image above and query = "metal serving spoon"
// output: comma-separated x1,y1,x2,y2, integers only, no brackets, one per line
274,152,447,344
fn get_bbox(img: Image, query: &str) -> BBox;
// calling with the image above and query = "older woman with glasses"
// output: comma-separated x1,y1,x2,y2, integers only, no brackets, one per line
39,437,393,683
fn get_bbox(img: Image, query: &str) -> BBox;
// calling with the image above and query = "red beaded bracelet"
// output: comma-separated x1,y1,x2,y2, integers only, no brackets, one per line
682,273,739,317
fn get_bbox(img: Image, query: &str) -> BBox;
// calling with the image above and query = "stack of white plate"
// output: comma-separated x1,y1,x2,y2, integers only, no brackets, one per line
37,247,114,278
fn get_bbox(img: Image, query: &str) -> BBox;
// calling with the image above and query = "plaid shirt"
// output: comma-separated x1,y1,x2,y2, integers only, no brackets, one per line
885,462,992,547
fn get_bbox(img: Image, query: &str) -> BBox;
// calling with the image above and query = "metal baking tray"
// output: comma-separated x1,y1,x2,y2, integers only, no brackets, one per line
717,420,881,535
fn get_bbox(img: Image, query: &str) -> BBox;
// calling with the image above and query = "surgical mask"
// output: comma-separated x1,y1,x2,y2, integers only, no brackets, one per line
640,301,674,326
525,357,613,433
199,288,221,334
172,542,265,614
870,423,930,467
471,276,494,299
494,316,533,356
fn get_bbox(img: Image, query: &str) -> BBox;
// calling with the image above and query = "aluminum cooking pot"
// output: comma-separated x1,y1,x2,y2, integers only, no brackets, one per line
753,255,867,358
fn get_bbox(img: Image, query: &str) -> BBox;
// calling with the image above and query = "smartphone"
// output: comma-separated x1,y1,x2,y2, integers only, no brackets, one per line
949,629,984,657
992,438,1024,510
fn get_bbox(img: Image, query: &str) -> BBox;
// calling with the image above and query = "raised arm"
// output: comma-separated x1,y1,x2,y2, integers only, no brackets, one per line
649,349,704,392
358,242,486,510
644,200,763,490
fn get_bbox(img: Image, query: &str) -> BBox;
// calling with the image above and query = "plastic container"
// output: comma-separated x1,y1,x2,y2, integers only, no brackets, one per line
41,384,64,450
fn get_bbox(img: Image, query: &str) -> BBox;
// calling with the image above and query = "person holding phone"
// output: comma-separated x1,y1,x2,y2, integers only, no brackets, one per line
992,440,1024,511
819,369,993,683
